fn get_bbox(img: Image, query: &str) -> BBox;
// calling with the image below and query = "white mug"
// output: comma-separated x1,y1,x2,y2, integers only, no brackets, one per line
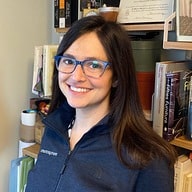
21,110,36,126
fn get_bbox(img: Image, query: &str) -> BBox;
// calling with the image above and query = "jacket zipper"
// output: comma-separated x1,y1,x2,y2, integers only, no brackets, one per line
60,150,71,174
54,147,72,191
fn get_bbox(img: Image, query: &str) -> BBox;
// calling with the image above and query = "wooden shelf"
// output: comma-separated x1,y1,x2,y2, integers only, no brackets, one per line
121,22,174,31
55,22,174,33
163,12,192,51
23,143,40,159
170,136,192,151
163,41,192,51
56,28,69,33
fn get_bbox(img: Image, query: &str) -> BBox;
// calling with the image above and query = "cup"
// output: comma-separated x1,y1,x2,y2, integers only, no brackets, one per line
98,7,119,22
21,110,36,126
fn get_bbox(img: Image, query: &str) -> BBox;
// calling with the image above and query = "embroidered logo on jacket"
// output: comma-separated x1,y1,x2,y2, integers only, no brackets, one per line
40,149,58,156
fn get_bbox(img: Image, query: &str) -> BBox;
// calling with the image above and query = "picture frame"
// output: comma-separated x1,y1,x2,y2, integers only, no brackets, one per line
117,0,174,24
176,0,192,42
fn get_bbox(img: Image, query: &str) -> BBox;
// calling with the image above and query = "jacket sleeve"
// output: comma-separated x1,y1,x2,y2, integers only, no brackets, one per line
135,158,174,192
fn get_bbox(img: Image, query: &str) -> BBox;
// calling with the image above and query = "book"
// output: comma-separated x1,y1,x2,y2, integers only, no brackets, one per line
153,60,192,137
32,46,43,96
163,70,192,141
42,45,58,97
183,172,192,192
9,157,24,192
59,0,65,28
54,0,59,28
174,155,192,192
9,156,34,192
163,71,180,141
19,156,34,192
71,0,78,23
186,76,192,140
65,0,71,27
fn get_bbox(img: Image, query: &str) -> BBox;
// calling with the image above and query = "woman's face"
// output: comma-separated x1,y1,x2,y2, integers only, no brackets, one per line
58,32,113,111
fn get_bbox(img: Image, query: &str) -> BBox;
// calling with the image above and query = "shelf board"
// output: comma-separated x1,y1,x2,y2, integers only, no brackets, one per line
121,22,174,31
55,22,174,33
23,143,40,159
56,28,69,33
170,136,192,151
163,41,192,51
163,12,192,51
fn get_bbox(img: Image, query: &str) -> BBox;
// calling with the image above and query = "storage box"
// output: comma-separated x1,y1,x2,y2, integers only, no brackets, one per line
136,72,155,110
34,114,45,144
131,40,161,72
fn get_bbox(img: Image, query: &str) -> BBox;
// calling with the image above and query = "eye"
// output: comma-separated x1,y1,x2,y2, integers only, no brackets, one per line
62,58,74,65
88,61,103,69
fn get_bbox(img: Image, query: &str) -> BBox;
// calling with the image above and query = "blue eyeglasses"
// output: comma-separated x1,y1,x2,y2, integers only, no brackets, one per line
54,55,111,78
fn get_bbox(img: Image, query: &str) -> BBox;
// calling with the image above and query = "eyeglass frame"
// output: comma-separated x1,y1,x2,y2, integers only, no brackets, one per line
54,55,111,78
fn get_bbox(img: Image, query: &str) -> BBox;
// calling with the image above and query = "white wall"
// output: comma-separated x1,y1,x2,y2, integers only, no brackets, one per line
0,1,52,191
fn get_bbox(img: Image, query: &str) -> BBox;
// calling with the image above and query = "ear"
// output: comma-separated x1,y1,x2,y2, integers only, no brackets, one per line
112,80,118,88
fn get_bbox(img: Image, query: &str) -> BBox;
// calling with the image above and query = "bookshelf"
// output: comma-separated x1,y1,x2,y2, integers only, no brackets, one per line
23,143,40,159
22,12,192,160
170,136,192,151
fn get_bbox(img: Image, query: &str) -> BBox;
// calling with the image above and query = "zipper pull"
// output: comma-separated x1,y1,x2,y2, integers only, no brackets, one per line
60,150,72,174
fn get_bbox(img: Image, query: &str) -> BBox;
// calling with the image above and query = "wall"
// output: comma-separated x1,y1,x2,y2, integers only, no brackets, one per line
0,1,52,191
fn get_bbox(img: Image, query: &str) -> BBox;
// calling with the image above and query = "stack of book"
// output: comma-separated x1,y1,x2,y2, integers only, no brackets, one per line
153,60,192,141
54,0,82,28
9,156,34,192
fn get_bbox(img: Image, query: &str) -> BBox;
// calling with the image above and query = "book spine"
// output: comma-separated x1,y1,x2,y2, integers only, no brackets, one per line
187,76,192,140
65,0,71,27
59,0,65,28
32,46,43,96
174,71,192,138
71,0,78,24
153,63,167,137
54,0,59,28
163,72,180,141
42,45,58,97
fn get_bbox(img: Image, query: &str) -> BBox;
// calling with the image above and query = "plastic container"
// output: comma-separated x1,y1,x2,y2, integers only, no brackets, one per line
98,7,119,22
131,40,161,72
136,72,155,110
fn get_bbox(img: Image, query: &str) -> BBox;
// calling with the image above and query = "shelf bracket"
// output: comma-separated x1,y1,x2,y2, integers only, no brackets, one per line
163,12,192,50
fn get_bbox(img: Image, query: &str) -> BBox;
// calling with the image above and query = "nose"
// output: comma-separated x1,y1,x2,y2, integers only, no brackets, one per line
71,65,86,81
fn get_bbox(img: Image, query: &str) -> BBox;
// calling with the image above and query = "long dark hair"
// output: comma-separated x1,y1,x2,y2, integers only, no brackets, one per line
49,16,177,168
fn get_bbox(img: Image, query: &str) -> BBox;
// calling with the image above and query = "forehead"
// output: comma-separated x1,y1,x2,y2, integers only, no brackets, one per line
65,32,108,61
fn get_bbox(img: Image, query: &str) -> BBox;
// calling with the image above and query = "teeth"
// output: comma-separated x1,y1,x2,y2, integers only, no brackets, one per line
70,86,88,93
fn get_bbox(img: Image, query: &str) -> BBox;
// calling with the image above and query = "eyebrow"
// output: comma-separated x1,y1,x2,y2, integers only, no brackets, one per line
63,53,103,61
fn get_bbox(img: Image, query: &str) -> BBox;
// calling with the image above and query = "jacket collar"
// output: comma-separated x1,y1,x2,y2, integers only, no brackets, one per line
43,101,111,138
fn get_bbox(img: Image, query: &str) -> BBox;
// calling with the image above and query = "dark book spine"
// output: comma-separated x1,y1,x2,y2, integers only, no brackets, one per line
163,72,180,141
59,0,65,28
71,0,78,24
54,0,59,28
174,71,192,139
65,0,71,27
187,101,192,140
186,75,192,140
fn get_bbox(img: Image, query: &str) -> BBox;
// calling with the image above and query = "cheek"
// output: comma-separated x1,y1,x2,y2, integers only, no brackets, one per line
58,73,68,89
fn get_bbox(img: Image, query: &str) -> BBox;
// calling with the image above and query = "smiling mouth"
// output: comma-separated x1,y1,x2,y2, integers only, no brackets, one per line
70,86,90,93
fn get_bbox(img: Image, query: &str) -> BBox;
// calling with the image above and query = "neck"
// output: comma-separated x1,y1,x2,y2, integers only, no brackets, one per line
73,106,109,132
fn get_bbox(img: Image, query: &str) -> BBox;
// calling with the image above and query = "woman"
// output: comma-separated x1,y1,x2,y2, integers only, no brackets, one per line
26,16,177,192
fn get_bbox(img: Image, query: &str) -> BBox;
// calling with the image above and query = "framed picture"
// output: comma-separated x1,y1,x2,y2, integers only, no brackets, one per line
117,0,174,24
176,0,192,42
